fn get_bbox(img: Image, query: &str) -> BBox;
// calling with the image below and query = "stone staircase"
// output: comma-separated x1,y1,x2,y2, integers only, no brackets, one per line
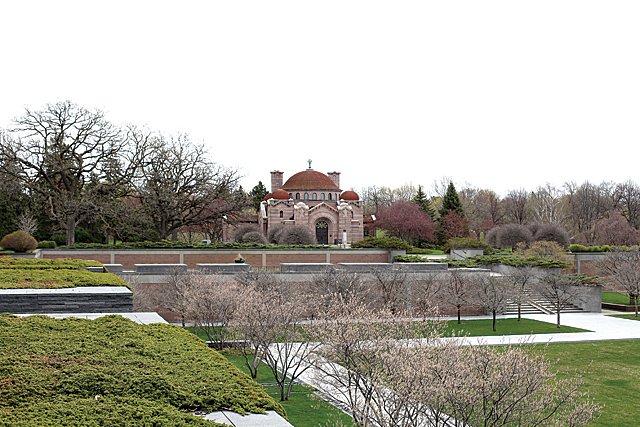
502,289,584,315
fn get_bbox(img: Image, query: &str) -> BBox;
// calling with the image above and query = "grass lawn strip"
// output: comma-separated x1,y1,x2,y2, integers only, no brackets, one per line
443,318,591,336
602,291,634,305
220,350,355,427
608,313,640,321
187,318,590,343
541,340,640,427
0,314,284,426
0,257,103,269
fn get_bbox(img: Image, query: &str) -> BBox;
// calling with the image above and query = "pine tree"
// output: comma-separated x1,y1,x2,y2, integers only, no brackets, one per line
412,185,436,220
248,181,269,213
439,182,464,218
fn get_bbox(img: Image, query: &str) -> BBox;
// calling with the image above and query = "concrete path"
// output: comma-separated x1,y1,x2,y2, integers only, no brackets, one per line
452,311,640,346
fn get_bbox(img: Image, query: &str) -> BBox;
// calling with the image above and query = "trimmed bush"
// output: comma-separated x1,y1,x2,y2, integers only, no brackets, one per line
533,224,571,248
350,236,412,250
242,231,268,245
232,224,260,243
0,269,129,290
267,224,287,244
0,230,38,252
443,237,493,254
496,224,534,250
278,225,317,245
484,227,499,247
0,258,103,270
37,240,57,249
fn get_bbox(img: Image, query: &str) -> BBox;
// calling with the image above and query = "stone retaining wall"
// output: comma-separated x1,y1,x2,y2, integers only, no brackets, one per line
0,286,133,314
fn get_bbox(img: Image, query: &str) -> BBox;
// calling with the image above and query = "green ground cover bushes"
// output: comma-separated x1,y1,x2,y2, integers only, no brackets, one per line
0,258,128,290
51,241,338,250
0,314,284,427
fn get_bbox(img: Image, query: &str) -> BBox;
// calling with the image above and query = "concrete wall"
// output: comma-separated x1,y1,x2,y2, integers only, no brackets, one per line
36,248,390,270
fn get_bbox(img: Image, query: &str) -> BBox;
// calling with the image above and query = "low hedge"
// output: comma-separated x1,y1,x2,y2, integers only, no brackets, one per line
350,236,412,250
568,244,639,253
0,314,284,426
0,269,130,290
395,254,572,269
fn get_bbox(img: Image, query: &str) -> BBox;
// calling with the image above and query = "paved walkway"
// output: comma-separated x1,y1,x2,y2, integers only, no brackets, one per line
452,311,640,346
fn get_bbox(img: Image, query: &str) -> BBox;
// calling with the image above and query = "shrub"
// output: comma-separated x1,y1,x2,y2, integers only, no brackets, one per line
496,223,534,250
232,224,260,243
278,225,317,245
267,224,287,244
484,227,499,247
52,233,67,246
533,224,571,248
350,236,412,250
37,240,57,249
242,231,268,245
0,230,38,252
569,244,588,253
443,237,492,254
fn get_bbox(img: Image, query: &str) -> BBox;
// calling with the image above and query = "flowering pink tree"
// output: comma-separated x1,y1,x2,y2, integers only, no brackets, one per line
375,200,435,244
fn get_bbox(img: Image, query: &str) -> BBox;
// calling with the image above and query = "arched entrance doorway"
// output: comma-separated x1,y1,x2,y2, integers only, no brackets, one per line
315,220,329,245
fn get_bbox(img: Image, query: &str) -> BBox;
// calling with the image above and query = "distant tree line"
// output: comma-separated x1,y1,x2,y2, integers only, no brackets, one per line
0,101,249,245
359,177,640,247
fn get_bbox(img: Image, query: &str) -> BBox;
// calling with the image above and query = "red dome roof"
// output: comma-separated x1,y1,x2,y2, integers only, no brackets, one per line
340,190,359,201
271,189,291,200
263,192,273,201
280,170,340,191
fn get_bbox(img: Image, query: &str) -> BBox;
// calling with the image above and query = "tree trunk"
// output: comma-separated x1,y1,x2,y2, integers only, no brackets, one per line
556,304,561,328
457,305,461,324
492,311,497,332
66,215,76,246
517,304,521,321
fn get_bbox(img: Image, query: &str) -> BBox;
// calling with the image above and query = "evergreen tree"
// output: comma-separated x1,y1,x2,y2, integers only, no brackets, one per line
439,182,465,218
412,185,436,220
248,181,269,213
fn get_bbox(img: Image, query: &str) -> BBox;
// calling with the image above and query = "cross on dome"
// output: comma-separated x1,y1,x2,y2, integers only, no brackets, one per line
307,159,313,170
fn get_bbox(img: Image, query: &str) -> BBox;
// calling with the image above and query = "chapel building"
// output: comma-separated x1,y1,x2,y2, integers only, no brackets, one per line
259,164,364,245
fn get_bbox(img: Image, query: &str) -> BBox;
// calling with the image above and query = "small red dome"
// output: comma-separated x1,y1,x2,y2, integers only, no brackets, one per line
271,189,291,200
340,190,359,201
263,192,273,201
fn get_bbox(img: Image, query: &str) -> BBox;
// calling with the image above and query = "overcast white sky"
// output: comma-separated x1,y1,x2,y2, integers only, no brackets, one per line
1,1,639,197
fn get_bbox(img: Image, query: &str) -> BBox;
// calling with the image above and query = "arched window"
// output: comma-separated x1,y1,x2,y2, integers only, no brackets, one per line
312,193,317,200
279,211,283,218
328,193,332,200
321,193,325,200
304,193,309,200
351,211,354,218
296,193,300,199
289,193,292,199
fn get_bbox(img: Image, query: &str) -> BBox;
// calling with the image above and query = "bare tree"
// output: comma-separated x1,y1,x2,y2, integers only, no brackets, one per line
473,273,513,331
503,188,531,224
187,273,243,349
16,208,38,236
440,269,475,324
594,248,640,316
505,266,538,321
369,267,410,313
495,223,534,251
232,286,320,401
613,179,640,230
0,101,153,245
533,273,581,328
311,268,368,307
564,180,614,245
410,271,443,319
529,183,567,226
311,296,600,427
137,133,245,240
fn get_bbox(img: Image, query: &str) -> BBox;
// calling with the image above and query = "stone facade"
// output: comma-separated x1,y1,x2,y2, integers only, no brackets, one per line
259,167,365,244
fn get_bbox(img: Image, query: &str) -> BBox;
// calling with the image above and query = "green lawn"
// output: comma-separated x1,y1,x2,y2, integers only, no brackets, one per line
602,291,634,305
220,350,354,427
442,318,590,336
608,313,640,321
188,318,589,343
541,340,640,427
